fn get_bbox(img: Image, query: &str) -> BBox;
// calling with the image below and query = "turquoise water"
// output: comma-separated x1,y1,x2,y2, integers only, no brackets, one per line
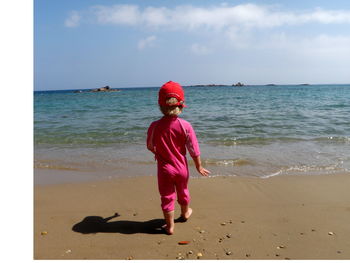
34,85,350,181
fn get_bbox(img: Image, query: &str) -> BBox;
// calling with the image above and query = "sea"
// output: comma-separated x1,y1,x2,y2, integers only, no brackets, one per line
34,84,350,184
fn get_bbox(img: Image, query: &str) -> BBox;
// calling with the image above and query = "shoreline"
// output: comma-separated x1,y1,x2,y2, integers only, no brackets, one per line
34,172,350,259
34,167,349,187
34,139,350,185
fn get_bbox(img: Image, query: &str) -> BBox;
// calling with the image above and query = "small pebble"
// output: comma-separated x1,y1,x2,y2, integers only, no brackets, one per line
226,251,232,255
218,238,223,243
246,254,251,257
226,234,232,238
178,241,190,245
328,231,335,236
337,251,342,254
65,249,72,254
285,257,291,260
199,230,205,234
311,229,316,232
241,221,245,223
41,231,48,236
277,245,285,249
187,251,193,255
197,252,203,259
221,222,226,226
275,254,280,257
176,256,184,260
126,256,133,260
133,213,137,216
229,220,233,224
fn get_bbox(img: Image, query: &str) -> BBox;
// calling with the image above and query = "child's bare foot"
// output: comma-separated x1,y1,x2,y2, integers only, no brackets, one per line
162,210,175,234
161,224,174,235
181,207,192,221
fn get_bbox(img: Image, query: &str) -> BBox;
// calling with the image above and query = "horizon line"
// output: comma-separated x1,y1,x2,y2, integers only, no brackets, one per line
34,83,350,92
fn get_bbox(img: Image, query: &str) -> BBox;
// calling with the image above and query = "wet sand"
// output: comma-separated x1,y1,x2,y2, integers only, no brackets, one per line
34,173,350,259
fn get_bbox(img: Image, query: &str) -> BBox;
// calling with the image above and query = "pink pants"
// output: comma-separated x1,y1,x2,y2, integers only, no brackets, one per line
157,164,190,212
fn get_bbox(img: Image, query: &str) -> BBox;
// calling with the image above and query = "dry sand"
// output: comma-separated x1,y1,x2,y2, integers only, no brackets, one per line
34,173,350,259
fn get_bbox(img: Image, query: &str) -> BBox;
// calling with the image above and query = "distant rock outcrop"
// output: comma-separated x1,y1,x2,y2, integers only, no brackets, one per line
188,82,246,87
74,86,121,93
188,84,228,87
92,86,120,92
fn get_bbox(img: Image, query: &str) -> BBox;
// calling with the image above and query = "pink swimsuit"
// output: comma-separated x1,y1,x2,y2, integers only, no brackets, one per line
147,116,200,212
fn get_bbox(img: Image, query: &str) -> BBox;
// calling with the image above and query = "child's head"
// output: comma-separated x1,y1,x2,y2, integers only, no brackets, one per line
158,81,186,116
160,97,183,116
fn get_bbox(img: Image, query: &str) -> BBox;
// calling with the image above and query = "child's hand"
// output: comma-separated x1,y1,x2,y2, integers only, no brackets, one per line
197,166,211,177
192,156,210,176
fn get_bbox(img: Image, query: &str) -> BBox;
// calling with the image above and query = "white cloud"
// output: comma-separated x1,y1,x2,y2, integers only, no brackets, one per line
191,43,210,55
142,7,170,28
300,8,350,24
250,32,350,80
295,34,350,60
64,11,81,28
65,3,350,73
261,32,350,55
92,5,140,25
138,36,157,50
87,4,350,30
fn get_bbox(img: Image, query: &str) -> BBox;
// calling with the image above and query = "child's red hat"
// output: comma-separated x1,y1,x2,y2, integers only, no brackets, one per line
158,81,186,107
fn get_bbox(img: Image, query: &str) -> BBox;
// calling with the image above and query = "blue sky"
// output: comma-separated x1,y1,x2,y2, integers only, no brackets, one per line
34,0,350,90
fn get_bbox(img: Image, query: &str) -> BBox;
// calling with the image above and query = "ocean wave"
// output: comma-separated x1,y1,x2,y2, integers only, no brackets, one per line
206,137,301,146
204,158,255,166
205,136,350,146
34,161,82,171
34,158,118,171
261,164,349,179
314,136,350,143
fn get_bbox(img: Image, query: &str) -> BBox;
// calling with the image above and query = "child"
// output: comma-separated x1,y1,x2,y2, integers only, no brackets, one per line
147,81,210,235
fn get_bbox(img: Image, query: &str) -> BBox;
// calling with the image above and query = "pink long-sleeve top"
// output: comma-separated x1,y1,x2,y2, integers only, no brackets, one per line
147,116,200,173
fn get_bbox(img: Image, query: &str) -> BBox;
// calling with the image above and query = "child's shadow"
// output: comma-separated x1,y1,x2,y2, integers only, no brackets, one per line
72,213,166,235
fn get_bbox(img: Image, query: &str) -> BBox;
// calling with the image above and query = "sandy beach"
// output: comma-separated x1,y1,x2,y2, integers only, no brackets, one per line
34,173,350,260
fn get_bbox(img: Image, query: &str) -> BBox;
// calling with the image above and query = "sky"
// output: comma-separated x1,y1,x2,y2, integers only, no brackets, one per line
34,0,350,90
